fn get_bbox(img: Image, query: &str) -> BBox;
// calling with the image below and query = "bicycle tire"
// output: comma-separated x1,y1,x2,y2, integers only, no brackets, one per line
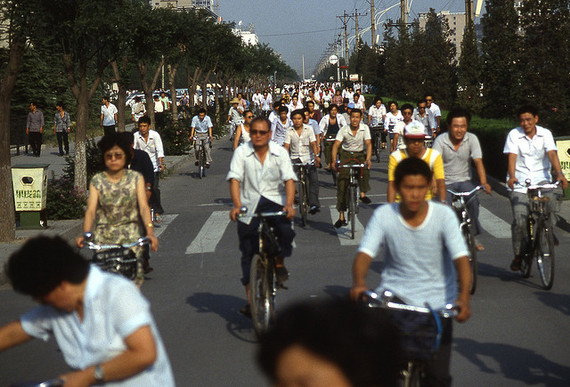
300,180,308,227
536,224,555,290
250,254,273,337
349,185,356,239
463,226,478,295
331,169,337,186
402,361,422,387
375,135,382,163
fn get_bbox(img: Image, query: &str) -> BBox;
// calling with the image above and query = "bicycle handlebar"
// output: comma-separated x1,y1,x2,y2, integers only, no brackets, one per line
237,206,288,219
291,161,315,167
84,234,151,251
515,179,560,190
11,379,64,387
361,290,458,318
447,185,483,198
337,163,366,169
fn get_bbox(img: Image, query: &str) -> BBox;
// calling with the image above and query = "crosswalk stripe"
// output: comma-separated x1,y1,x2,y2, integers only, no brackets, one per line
185,211,231,254
154,214,178,238
479,206,511,239
329,206,365,246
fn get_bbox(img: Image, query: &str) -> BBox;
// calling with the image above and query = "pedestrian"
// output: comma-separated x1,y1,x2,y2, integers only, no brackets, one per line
26,102,44,157
53,102,71,156
100,95,118,136
153,95,165,130
131,96,146,123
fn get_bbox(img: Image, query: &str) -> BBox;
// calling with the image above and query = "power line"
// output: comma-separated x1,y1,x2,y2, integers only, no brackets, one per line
258,28,337,38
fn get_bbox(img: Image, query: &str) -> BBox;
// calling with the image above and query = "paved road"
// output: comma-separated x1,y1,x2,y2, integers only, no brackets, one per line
1,136,569,386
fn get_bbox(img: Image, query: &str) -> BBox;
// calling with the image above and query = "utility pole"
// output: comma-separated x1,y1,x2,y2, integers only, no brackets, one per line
353,9,367,48
337,11,353,80
465,0,474,27
370,0,376,46
400,0,408,25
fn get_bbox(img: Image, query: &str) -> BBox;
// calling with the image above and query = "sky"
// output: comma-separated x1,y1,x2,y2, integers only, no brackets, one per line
219,0,486,79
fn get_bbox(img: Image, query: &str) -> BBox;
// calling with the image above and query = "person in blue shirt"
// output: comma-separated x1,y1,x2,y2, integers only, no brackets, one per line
190,108,214,167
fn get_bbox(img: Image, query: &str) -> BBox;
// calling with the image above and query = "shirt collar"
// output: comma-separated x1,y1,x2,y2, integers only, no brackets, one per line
244,141,281,157
515,125,546,139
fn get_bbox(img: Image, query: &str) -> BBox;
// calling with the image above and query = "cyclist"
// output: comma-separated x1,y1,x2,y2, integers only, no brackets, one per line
351,157,472,386
284,109,321,214
227,117,297,317
270,105,292,146
432,107,491,251
384,101,403,152
413,99,436,138
190,107,213,168
368,97,387,150
331,108,373,228
320,104,347,171
387,121,446,203
392,103,414,151
503,104,568,271
233,110,254,150
0,236,174,386
425,94,441,135
226,97,243,138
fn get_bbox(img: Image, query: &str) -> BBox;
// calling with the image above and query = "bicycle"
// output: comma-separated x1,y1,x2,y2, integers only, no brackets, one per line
361,290,457,387
193,136,209,179
447,185,483,295
337,160,366,239
11,379,64,387
516,179,560,290
238,207,288,338
84,233,150,287
324,137,337,186
291,161,313,227
370,125,383,163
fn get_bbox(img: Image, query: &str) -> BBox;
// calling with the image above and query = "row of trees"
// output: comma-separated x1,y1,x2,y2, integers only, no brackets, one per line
322,1,570,123
0,0,297,241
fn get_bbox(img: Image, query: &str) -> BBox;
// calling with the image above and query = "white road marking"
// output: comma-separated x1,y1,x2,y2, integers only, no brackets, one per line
329,206,365,246
154,214,178,238
479,206,511,239
185,211,232,254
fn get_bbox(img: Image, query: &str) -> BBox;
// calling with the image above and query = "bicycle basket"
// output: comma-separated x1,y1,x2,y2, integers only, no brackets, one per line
386,308,442,360
92,248,138,280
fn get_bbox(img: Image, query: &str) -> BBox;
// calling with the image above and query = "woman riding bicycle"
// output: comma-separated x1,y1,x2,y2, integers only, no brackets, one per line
76,133,158,279
233,110,254,150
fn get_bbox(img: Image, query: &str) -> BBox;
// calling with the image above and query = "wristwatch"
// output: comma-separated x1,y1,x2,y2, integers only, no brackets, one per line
94,364,105,383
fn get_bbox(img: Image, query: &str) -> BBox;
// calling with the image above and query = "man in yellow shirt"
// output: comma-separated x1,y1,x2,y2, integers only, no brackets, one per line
387,121,445,202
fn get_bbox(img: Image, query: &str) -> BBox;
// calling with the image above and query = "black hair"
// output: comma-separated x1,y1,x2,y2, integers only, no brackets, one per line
400,104,414,113
350,108,362,117
343,98,350,104
97,132,133,165
121,130,134,144
250,116,271,131
257,298,401,387
138,115,151,125
56,101,64,109
353,93,360,99
291,109,304,118
374,96,382,104
273,101,281,109
198,107,207,114
6,236,90,298
134,96,142,103
517,104,539,117
278,106,289,114
329,103,339,111
446,107,472,126
388,101,398,109
305,100,315,107
102,95,110,102
394,157,432,188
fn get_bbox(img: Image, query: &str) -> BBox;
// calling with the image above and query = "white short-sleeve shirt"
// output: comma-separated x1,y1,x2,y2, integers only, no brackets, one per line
284,125,317,164
101,103,118,126
335,123,371,152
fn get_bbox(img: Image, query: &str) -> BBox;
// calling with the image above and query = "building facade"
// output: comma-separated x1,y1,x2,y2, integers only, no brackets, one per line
418,10,466,58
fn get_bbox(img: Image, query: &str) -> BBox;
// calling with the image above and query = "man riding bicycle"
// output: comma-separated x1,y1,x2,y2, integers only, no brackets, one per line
190,108,213,168
227,117,297,318
503,104,568,271
351,157,471,386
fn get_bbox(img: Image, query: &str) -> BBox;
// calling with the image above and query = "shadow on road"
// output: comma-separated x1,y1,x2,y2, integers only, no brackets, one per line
322,285,351,299
534,291,570,316
477,262,545,289
454,337,570,385
185,292,256,343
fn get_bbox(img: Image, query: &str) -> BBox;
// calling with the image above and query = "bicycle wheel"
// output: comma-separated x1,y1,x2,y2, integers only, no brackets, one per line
250,254,273,337
463,226,478,295
349,185,356,239
331,169,337,186
401,361,421,387
375,134,382,163
299,180,308,227
536,224,555,290
198,146,206,178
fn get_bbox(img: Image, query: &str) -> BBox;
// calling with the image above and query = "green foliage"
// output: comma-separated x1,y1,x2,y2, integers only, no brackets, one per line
456,23,483,114
160,113,191,155
62,138,104,183
46,176,87,220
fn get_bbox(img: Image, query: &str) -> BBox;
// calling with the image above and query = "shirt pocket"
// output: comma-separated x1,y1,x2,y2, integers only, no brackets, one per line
301,136,311,146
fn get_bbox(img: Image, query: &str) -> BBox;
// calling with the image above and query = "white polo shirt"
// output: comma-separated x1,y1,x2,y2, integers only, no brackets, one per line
335,123,371,152
503,125,557,193
133,130,165,172
284,124,317,164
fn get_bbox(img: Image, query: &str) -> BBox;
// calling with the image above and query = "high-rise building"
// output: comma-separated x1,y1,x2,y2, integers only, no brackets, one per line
418,10,466,58
151,0,219,17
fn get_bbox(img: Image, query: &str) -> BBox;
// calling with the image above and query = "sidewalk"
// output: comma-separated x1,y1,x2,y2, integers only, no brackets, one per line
1,139,190,287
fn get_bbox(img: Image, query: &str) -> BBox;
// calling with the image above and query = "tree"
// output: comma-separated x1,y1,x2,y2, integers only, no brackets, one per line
457,22,483,113
480,0,522,117
382,20,415,100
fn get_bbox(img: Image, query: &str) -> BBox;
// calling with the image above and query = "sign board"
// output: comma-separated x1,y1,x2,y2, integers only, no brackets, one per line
556,137,570,198
12,164,49,211
349,74,360,82
329,54,339,65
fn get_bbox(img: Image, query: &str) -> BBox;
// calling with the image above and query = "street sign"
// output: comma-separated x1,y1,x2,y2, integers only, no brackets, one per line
329,55,339,65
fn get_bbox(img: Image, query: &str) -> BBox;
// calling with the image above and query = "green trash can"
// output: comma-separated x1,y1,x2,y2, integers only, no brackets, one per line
555,136,570,199
11,164,49,229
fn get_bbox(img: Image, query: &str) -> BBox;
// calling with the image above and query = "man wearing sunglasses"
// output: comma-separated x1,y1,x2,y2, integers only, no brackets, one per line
227,117,297,318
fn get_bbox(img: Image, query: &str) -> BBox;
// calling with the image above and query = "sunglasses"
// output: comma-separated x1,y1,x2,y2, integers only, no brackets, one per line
250,129,270,136
105,152,125,160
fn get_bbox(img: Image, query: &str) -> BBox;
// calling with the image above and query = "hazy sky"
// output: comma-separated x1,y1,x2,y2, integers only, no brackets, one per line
219,0,486,78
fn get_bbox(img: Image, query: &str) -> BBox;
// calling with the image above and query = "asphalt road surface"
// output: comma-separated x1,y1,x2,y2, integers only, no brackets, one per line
1,136,569,386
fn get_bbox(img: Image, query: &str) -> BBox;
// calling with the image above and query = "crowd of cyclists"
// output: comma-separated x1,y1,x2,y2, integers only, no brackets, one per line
0,79,567,386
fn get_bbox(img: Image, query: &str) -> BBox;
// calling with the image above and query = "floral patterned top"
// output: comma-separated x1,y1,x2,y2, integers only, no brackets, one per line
91,169,143,245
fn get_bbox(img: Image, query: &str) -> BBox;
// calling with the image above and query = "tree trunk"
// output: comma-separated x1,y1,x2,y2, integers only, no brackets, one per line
138,57,165,128
168,63,180,123
0,36,25,241
186,67,202,109
111,60,128,132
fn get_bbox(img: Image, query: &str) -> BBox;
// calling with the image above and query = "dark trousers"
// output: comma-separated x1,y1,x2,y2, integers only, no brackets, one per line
56,131,69,155
422,318,453,386
28,132,42,156
292,159,320,207
336,149,370,211
103,125,116,136
149,172,164,214
155,112,165,129
237,197,295,285
446,181,482,235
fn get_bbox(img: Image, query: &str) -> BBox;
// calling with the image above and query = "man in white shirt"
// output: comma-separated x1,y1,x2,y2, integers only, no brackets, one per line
100,95,118,136
425,94,441,135
227,117,297,317
503,104,567,271
271,106,292,146
285,109,321,214
134,116,165,218
0,236,175,386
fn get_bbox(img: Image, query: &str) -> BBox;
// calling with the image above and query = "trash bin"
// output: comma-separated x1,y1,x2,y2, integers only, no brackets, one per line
11,164,49,229
555,136,570,199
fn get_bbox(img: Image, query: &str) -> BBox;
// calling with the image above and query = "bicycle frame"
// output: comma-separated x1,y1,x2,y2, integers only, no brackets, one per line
338,160,366,239
292,162,313,226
